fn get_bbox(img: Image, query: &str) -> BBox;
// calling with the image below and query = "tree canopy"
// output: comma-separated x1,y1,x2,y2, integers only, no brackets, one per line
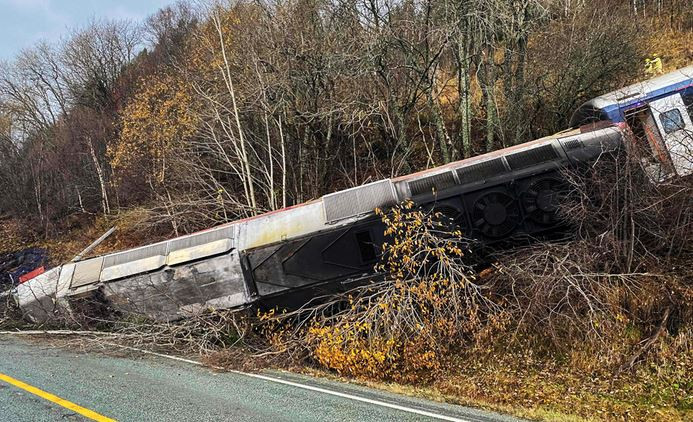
0,0,690,237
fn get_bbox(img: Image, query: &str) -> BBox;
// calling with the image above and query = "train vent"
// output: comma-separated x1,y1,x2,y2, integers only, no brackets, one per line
71,257,104,288
562,138,583,150
167,226,235,252
323,179,397,223
456,158,506,185
103,242,169,268
408,171,456,197
505,144,559,170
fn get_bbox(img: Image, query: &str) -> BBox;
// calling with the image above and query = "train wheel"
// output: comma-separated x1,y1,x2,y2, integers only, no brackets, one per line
520,178,567,226
471,191,521,238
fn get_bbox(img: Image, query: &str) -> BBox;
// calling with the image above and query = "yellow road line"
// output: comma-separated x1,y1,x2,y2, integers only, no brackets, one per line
0,372,116,422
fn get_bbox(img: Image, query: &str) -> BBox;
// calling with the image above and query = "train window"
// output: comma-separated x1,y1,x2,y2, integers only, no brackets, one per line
660,109,684,134
683,94,693,120
355,230,377,263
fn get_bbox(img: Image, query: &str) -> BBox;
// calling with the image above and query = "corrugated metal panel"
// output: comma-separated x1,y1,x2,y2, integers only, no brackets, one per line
322,179,397,223
167,238,234,266
71,257,103,288
456,158,506,185
505,145,558,170
408,171,456,197
167,226,234,253
562,138,583,150
103,242,168,268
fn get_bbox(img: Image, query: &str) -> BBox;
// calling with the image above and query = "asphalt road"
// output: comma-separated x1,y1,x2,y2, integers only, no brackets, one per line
0,334,522,422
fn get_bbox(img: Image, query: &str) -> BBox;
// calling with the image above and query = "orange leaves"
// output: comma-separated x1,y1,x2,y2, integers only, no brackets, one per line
308,323,398,379
110,71,200,185
298,201,490,382
254,202,502,384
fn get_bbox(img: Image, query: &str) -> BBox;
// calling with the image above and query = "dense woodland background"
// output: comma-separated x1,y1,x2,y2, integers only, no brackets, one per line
0,0,691,241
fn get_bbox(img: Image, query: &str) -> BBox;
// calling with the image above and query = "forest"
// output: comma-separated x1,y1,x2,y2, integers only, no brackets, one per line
0,0,689,240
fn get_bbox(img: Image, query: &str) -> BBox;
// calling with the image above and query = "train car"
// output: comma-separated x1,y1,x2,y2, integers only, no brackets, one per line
571,65,693,178
14,66,693,323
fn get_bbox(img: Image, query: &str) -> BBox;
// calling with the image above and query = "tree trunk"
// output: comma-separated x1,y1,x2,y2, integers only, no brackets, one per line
480,50,498,152
429,71,451,163
277,114,287,209
87,137,110,214
456,27,473,158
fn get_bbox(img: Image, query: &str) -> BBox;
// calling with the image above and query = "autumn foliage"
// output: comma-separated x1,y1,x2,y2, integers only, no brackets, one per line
257,202,497,381
110,72,200,185
253,152,692,420
4,1,691,237
0,1,692,420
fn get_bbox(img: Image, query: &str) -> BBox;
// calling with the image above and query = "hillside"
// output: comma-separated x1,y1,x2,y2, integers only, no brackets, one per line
1,1,692,421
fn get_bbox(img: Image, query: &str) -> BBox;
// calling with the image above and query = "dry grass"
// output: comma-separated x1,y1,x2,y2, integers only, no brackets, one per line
0,216,33,254
1,207,173,266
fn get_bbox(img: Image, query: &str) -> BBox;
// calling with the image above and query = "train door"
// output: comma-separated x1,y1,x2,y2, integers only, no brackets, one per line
648,94,693,176
624,106,674,181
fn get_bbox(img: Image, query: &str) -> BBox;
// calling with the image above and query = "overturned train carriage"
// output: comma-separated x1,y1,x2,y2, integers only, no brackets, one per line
15,66,693,323
14,126,622,323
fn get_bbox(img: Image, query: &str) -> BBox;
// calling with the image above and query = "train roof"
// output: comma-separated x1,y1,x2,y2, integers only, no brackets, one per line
79,126,596,261
588,65,693,110
570,65,693,128
392,127,582,183
18,121,623,298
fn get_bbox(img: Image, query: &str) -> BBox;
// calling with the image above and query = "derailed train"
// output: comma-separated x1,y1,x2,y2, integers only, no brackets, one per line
15,66,693,323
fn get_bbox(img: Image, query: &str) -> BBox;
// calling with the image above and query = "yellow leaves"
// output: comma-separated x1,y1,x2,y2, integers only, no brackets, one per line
110,70,200,184
308,322,399,378
299,200,483,382
257,307,276,321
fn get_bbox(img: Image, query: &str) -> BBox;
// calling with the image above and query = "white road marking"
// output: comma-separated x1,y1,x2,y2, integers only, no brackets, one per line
2,332,473,422
230,370,471,422
104,342,472,422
